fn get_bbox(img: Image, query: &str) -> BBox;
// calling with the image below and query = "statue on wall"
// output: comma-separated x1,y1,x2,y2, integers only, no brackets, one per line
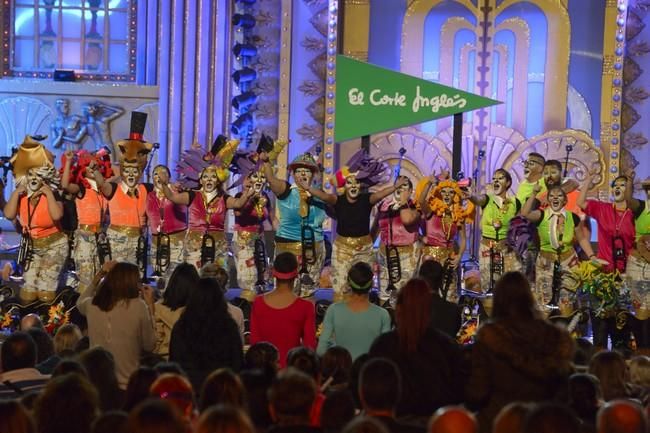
82,101,124,154
50,98,87,151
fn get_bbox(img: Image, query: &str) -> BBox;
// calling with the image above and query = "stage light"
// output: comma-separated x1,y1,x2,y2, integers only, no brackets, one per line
233,43,258,58
232,67,257,85
232,91,258,111
232,14,256,29
231,113,253,136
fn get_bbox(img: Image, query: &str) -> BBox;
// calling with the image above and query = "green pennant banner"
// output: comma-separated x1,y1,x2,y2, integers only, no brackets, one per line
334,56,501,142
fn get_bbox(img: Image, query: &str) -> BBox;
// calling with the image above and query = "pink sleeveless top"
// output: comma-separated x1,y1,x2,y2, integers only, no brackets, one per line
423,213,458,248
377,199,419,246
146,191,188,234
188,191,227,232
234,194,269,233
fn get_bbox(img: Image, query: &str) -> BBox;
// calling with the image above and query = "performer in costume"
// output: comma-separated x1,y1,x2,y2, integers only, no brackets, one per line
99,112,153,265
416,174,474,302
61,148,113,292
146,165,188,281
306,149,397,301
4,136,67,302
259,150,327,296
516,152,546,203
167,136,253,269
624,177,650,349
375,175,420,304
468,169,520,292
522,185,584,316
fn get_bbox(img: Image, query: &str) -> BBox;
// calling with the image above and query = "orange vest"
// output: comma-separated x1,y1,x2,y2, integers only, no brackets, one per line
108,184,148,227
77,187,106,226
19,195,61,239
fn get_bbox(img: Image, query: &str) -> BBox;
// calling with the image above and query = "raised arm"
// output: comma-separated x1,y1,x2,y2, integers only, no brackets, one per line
400,205,420,226
308,185,337,206
577,173,594,211
416,175,437,217
61,150,80,195
521,184,542,223
226,187,255,209
625,172,642,213
259,152,288,197
371,176,407,206
160,180,191,205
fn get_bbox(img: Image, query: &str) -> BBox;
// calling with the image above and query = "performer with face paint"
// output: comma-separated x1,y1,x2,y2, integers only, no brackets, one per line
306,149,396,301
522,185,585,316
167,136,253,270
374,175,420,305
468,169,521,292
259,150,327,297
61,147,113,292
416,174,475,302
4,136,66,302
99,112,153,265
146,165,188,280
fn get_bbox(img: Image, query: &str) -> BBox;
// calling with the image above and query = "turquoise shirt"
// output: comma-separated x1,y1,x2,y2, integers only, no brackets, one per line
316,302,391,360
276,185,327,242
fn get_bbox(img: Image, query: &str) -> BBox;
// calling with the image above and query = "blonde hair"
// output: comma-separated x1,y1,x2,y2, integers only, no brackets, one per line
54,323,83,355
629,355,650,388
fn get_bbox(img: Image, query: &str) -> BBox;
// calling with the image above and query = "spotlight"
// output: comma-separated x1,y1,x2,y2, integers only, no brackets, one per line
232,67,257,85
232,91,258,111
233,43,258,58
231,113,254,136
232,14,256,29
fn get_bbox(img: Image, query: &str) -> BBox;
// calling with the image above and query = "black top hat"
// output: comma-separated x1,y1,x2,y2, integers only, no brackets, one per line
128,112,148,141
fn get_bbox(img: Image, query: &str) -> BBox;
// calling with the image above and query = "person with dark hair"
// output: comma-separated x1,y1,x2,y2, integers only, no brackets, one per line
34,373,100,433
122,367,159,412
196,404,256,433
574,337,595,371
150,373,195,421
287,346,325,427
169,277,243,392
199,368,246,412
52,358,87,377
267,368,321,433
350,353,370,409
342,416,390,433
321,389,356,433
126,399,189,433
317,262,391,360
77,261,156,389
0,331,49,399
26,328,54,372
359,358,423,433
321,346,353,393
78,347,124,411
250,252,316,368
153,263,199,359
240,368,275,431
492,402,531,433
153,361,188,376
418,259,461,338
589,351,646,402
200,264,245,341
0,400,35,433
597,400,648,433
92,411,128,433
568,373,603,433
465,272,574,433
369,278,464,419
244,341,280,373
521,403,581,433
516,152,546,203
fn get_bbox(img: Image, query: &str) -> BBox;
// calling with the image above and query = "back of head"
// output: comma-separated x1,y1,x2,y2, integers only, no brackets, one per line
321,346,353,389
244,342,280,372
35,373,100,433
53,323,83,355
150,373,195,420
589,351,628,401
568,373,602,412
597,400,648,433
182,277,228,318
359,357,401,413
320,389,356,431
522,402,580,433
574,337,595,368
347,262,374,294
0,400,35,433
26,327,54,363
127,399,188,433
196,404,255,433
20,313,43,331
273,252,299,283
493,402,531,433
1,331,37,372
123,367,159,412
268,368,317,425
544,159,563,172
342,416,390,433
78,347,121,411
396,278,433,352
91,410,128,433
629,355,650,388
92,262,140,311
492,272,538,321
429,406,477,433
200,368,245,412
418,259,444,295
52,358,88,378
286,346,321,381
163,263,200,310
240,368,274,429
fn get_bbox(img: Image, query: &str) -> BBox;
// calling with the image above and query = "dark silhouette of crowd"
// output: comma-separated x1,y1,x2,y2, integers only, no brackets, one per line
0,254,648,433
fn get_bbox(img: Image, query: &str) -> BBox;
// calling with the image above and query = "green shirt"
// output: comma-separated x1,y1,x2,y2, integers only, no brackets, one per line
516,179,546,204
481,194,520,240
537,209,578,254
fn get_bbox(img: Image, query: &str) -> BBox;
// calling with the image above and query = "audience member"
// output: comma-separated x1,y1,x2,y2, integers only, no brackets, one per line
574,338,596,372
150,373,195,421
568,373,603,432
342,416,390,433
154,361,188,376
317,262,391,359
0,331,49,399
321,346,353,393
26,327,54,365
244,341,280,373
628,355,650,388
126,399,189,433
76,262,156,389
0,400,35,433
267,368,321,433
350,353,370,408
91,410,128,433
521,402,581,433
589,351,645,402
465,272,574,433
597,400,648,433
287,346,325,427
320,389,356,433
369,278,464,418
169,277,243,393
51,358,87,377
250,252,316,368
123,367,159,412
20,313,43,331
428,406,477,433
492,402,531,433
200,368,246,412
240,368,275,431
418,259,462,338
153,263,199,359
79,347,124,411
358,358,424,433
210,265,246,341
195,404,256,433
53,323,83,356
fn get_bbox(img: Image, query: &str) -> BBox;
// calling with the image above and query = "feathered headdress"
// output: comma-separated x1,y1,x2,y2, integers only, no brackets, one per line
229,134,287,189
176,135,240,189
60,148,113,189
10,135,59,190
334,149,391,189
415,178,475,224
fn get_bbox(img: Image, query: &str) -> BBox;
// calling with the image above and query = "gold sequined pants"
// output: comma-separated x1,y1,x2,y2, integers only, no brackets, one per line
107,226,141,265
378,243,418,303
150,231,186,281
535,250,580,317
233,231,266,302
274,240,325,297
21,232,68,302
421,244,459,303
331,235,374,302
479,239,517,293
184,230,228,270
73,229,100,294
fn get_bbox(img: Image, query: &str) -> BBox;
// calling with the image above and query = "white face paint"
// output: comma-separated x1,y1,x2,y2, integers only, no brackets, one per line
250,171,267,193
122,165,140,188
548,188,567,212
345,176,360,199
440,187,455,205
152,166,169,190
26,168,43,193
293,168,314,189
393,177,412,202
612,178,627,203
200,168,219,193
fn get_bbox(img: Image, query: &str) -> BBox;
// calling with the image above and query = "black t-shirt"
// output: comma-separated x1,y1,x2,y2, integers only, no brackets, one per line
334,192,373,237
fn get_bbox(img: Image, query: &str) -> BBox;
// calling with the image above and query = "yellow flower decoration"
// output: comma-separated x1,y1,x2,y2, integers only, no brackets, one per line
1,312,12,328
427,180,475,224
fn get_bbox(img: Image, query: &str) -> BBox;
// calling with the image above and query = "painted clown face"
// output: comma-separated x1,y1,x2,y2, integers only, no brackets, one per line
543,165,562,188
122,165,141,188
612,177,627,203
548,188,567,212
26,168,44,194
152,166,170,190
393,176,412,202
345,176,361,199
249,170,267,194
440,186,456,205
293,167,314,190
491,171,510,195
523,156,544,181
200,167,220,193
